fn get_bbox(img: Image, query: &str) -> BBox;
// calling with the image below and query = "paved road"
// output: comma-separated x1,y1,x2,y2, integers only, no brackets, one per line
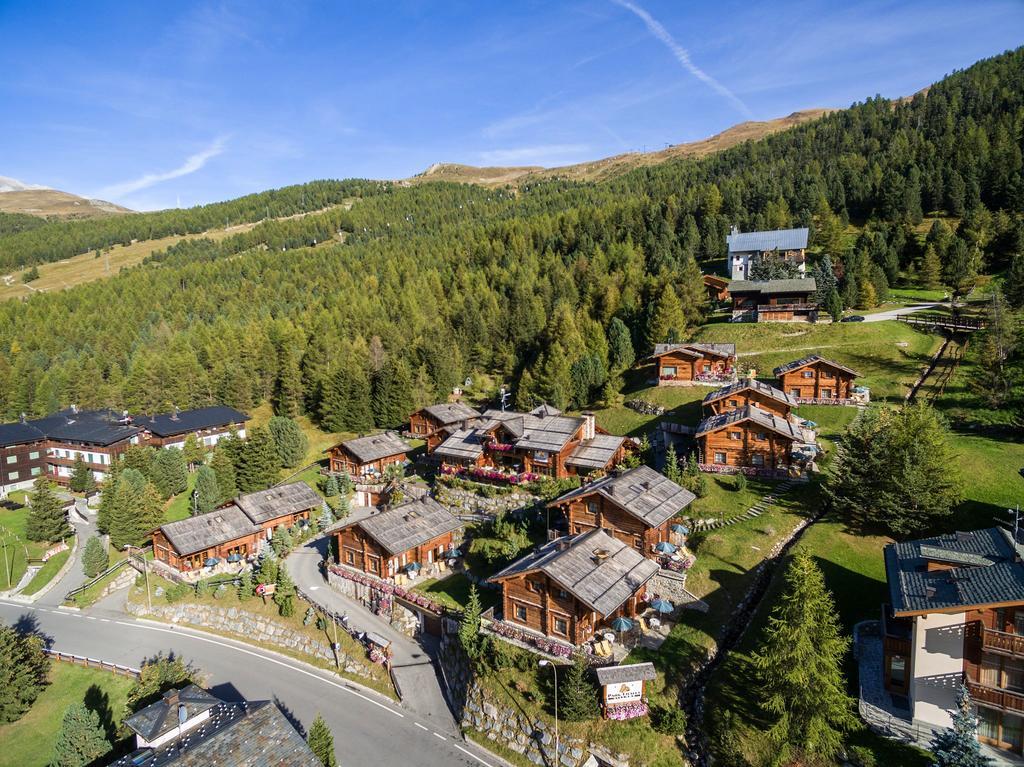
0,599,499,767
860,302,938,322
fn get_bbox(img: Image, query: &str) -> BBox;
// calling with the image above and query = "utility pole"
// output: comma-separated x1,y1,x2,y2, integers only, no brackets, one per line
1,533,10,590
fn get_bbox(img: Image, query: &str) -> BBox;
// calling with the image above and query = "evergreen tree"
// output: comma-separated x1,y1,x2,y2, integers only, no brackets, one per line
273,344,303,418
237,570,255,601
644,285,686,350
663,442,682,485
121,445,156,478
606,317,635,371
81,536,108,578
25,478,71,543
677,253,708,327
969,287,1018,407
182,434,205,472
125,654,198,713
193,466,220,514
68,455,95,494
929,684,993,767
271,525,293,557
559,648,599,721
49,703,109,767
944,239,979,300
534,345,573,411
274,565,296,617
824,288,843,322
371,358,415,429
307,713,338,767
321,365,374,432
151,448,188,499
236,426,280,492
210,444,238,504
752,551,857,761
920,244,943,290
459,584,482,660
268,416,308,469
0,624,50,723
811,254,839,302
258,555,279,587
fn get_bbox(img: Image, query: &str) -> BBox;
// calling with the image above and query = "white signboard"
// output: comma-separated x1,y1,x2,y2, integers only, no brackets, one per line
604,680,643,705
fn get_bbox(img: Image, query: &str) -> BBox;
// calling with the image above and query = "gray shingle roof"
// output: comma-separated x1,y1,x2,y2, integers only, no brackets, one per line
727,227,808,254
491,529,659,616
695,405,802,440
335,432,410,464
235,482,322,525
420,402,481,425
885,527,1024,616
438,408,586,456
350,496,462,556
550,465,695,527
728,278,816,295
594,662,658,686
124,685,220,742
565,434,627,471
433,428,486,460
703,379,796,407
159,505,261,557
651,342,737,360
772,354,862,378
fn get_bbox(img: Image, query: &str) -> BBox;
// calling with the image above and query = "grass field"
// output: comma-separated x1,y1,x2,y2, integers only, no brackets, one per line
413,573,500,611
0,661,134,767
20,548,71,596
0,504,50,590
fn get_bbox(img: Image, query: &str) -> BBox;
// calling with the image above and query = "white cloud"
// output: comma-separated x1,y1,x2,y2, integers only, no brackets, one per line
97,136,229,199
611,0,753,118
477,144,590,166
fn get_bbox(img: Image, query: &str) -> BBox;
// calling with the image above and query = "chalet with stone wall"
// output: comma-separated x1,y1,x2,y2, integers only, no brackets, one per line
696,405,810,474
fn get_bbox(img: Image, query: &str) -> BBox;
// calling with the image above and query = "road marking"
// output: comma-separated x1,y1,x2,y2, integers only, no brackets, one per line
86,616,97,620
453,742,494,767
100,618,111,622
432,732,446,740
414,722,428,731
111,620,404,718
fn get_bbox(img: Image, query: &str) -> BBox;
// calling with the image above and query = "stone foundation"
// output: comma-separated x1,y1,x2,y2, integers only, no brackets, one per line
435,484,538,518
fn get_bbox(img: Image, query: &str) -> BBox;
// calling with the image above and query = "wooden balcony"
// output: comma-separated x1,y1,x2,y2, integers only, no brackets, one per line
967,680,1024,715
982,626,1024,657
756,303,818,311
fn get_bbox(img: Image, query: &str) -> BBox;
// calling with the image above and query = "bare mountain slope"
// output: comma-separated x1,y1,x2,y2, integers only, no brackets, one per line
0,176,131,219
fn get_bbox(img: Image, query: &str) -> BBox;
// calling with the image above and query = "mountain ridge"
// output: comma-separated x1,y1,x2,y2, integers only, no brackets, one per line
0,175,131,219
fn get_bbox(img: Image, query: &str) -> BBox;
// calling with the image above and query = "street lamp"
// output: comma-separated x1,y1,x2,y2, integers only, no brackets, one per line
538,660,559,763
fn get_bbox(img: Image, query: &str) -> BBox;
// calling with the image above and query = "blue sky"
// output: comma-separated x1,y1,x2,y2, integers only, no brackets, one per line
1,0,1020,211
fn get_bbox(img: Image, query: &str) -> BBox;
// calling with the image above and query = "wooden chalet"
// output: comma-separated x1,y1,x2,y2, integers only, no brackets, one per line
434,407,631,481
489,528,659,645
333,496,462,580
773,355,861,403
408,402,481,452
726,226,808,280
696,405,811,473
548,465,695,559
328,432,410,479
152,481,321,574
137,406,249,449
0,420,49,497
648,343,737,386
703,274,730,302
729,278,817,323
702,378,797,418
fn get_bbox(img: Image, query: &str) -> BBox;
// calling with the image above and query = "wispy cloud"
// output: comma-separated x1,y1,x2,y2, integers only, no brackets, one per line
97,137,229,199
611,0,752,118
477,143,590,166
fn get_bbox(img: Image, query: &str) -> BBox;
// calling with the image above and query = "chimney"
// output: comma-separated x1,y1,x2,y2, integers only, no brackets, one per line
19,412,26,424
70,403,79,415
170,406,180,422
163,689,180,707
581,412,596,441
592,548,609,563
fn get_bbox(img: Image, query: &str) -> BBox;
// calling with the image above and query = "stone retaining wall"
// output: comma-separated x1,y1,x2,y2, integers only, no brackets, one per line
435,484,538,517
96,566,137,601
326,570,421,637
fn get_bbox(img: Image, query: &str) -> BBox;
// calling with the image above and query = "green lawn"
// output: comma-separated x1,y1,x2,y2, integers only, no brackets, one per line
20,548,71,596
164,470,198,522
0,661,134,767
0,504,50,591
592,384,707,438
413,573,499,611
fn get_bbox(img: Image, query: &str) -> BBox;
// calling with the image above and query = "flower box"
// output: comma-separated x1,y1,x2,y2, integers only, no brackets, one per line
605,701,649,720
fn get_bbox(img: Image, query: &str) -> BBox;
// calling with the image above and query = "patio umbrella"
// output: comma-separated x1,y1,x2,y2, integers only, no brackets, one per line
226,553,242,563
405,562,421,572
447,549,462,558
204,557,220,568
610,616,635,632
650,598,675,614
803,420,818,428
654,541,677,554
670,524,689,535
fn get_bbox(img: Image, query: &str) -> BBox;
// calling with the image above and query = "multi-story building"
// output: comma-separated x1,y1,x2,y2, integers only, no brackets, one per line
0,420,49,496
32,407,142,485
695,404,816,474
882,527,1024,759
328,432,411,480
136,405,249,448
702,378,797,419
774,354,861,403
408,402,481,451
729,278,818,323
725,226,808,280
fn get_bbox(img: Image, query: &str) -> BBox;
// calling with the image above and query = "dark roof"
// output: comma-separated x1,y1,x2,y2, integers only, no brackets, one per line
551,465,695,527
0,421,46,448
334,432,410,464
137,406,249,438
651,342,737,360
112,695,319,767
159,505,260,556
594,662,658,686
124,685,220,742
728,278,816,295
703,379,796,407
491,529,659,616
772,354,862,378
348,496,462,556
885,527,1024,616
419,402,480,425
565,434,627,471
235,482,323,525
727,227,808,253
29,408,141,446
695,405,802,440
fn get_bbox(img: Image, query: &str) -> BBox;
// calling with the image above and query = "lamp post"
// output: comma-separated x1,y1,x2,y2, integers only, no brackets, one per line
126,544,152,613
538,659,559,763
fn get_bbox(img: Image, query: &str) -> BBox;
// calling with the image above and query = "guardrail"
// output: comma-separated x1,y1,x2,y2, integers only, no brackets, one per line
43,649,141,678
64,544,153,601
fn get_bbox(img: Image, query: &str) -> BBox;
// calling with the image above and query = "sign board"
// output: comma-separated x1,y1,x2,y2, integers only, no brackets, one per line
256,583,276,596
603,680,643,705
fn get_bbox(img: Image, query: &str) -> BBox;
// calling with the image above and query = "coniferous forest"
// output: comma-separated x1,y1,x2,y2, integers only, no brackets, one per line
0,48,1021,425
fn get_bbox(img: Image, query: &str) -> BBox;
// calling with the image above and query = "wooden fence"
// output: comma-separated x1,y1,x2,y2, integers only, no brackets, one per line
43,649,141,678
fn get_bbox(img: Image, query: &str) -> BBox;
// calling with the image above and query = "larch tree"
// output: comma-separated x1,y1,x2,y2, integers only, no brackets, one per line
182,434,205,472
920,244,943,290
752,551,857,761
371,357,414,429
49,703,110,767
458,584,483,661
644,284,687,350
273,344,304,418
25,478,71,543
210,444,238,504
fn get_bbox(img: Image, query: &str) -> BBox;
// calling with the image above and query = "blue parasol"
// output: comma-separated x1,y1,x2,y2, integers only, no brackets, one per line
204,557,220,568
650,598,675,614
670,524,689,535
226,553,242,563
405,562,421,572
654,541,677,554
610,616,635,632
447,549,462,558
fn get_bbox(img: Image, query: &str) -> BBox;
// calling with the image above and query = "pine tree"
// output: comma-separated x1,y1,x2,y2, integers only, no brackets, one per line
969,288,1018,407
258,555,279,588
68,455,95,494
920,244,943,290
606,317,635,371
824,288,843,322
322,364,374,433
677,253,708,328
645,285,686,349
459,584,482,659
929,684,993,767
210,444,238,504
236,426,280,492
1005,250,1024,309
193,466,220,514
237,570,255,601
0,624,50,723
559,648,599,721
81,536,108,578
50,703,110,767
151,448,188,499
943,239,979,300
663,442,682,485
268,416,308,469
125,654,198,713
182,434,205,472
811,254,839,302
271,525,293,557
752,551,857,761
25,478,71,543
274,565,296,617
307,713,338,767
273,344,303,418
372,358,415,429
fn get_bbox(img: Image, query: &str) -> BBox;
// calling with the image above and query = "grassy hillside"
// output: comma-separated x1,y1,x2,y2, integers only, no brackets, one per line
0,189,130,219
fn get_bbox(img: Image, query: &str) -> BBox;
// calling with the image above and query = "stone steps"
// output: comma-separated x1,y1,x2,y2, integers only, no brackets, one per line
689,480,796,533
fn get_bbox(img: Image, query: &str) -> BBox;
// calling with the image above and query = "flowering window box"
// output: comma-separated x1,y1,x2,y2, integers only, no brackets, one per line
605,701,649,720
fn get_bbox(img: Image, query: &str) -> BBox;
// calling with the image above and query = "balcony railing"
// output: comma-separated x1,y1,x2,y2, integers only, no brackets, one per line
883,635,911,657
982,626,1024,657
967,680,1024,715
757,303,818,312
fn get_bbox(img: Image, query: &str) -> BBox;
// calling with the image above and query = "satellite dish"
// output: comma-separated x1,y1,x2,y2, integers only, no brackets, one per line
178,704,188,725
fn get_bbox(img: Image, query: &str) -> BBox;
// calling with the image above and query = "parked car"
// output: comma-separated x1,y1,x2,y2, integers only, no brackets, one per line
841,315,865,322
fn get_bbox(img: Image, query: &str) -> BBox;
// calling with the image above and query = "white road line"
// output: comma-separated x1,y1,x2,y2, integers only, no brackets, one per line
100,618,111,622
111,620,404,718
86,616,97,620
432,732,446,740
453,743,495,767
414,722,429,731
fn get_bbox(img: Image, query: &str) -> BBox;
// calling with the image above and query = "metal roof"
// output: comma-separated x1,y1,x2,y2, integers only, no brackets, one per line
728,278,816,295
726,227,808,254
703,379,796,407
772,354,862,378
565,434,627,471
159,505,260,556
136,406,249,438
334,431,410,464
550,465,695,527
235,482,323,525
885,528,1024,616
29,408,141,446
348,496,462,556
695,405,802,440
490,529,659,616
124,685,220,742
594,662,658,686
0,421,47,448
